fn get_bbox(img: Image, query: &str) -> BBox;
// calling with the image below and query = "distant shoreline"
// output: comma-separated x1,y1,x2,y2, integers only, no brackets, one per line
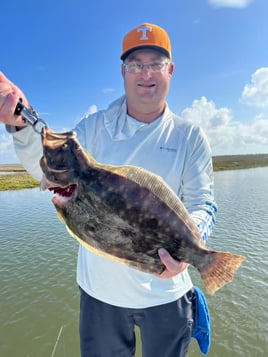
1,153,268,191
212,153,268,171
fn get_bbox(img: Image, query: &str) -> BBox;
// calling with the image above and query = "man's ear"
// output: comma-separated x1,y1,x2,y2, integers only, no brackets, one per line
168,62,174,76
121,64,126,78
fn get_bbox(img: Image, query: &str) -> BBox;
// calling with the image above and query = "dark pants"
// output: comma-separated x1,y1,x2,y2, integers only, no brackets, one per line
79,288,194,357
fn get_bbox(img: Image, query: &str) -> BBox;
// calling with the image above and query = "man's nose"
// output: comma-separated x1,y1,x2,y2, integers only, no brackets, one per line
140,64,153,78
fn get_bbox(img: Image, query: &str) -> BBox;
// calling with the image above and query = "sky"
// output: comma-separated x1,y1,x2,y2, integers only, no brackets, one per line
1,0,268,163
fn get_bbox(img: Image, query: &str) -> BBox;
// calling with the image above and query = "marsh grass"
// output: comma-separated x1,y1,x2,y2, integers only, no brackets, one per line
212,154,268,171
0,173,39,191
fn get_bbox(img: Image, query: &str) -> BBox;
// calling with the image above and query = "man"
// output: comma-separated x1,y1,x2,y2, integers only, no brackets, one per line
0,23,217,357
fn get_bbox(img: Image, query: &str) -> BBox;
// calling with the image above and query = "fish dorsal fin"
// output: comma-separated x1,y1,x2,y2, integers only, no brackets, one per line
102,164,190,223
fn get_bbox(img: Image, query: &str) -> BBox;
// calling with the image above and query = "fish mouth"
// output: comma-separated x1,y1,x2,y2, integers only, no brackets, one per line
50,184,77,207
40,175,77,206
48,184,77,197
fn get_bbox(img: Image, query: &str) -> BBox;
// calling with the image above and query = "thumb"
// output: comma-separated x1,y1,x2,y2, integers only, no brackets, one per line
158,248,179,272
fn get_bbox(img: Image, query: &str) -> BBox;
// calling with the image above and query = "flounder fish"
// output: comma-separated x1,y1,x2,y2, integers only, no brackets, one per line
40,127,245,294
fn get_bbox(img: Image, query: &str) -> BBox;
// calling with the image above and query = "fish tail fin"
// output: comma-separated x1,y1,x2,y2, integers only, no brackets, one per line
200,251,245,294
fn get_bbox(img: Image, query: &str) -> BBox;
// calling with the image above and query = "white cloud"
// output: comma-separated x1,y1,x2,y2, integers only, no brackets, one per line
208,0,252,8
241,67,268,108
180,96,232,128
70,104,98,130
0,125,18,163
102,88,115,93
84,105,97,117
180,96,268,155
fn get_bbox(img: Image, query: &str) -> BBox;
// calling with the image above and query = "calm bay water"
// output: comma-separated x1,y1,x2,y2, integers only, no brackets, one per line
0,167,268,356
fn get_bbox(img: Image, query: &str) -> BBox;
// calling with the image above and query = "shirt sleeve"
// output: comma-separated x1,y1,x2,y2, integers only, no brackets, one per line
178,126,217,242
5,125,43,180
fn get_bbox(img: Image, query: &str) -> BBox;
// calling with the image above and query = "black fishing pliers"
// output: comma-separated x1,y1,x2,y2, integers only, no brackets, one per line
14,99,47,134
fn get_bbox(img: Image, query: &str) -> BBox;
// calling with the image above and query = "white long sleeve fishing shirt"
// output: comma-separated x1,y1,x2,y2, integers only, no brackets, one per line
7,95,217,308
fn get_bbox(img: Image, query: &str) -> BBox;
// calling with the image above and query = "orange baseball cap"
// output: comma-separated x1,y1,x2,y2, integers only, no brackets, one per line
120,23,172,60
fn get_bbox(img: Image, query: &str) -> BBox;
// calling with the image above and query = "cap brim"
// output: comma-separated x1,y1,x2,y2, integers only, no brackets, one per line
121,45,170,60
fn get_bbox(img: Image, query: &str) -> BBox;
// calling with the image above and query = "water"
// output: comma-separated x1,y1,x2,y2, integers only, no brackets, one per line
0,168,267,357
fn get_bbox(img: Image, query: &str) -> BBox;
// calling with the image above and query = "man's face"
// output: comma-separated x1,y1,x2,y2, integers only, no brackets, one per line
121,49,174,117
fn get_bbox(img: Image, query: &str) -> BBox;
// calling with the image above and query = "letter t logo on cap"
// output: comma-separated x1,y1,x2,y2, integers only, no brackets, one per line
137,25,152,40
120,23,171,60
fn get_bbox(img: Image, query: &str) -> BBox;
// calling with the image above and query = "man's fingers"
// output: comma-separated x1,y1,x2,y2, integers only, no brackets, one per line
0,91,22,125
0,83,13,96
0,72,29,126
158,248,180,272
156,248,188,279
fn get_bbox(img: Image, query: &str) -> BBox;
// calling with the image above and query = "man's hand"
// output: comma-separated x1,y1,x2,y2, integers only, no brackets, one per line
155,248,188,279
0,72,28,127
